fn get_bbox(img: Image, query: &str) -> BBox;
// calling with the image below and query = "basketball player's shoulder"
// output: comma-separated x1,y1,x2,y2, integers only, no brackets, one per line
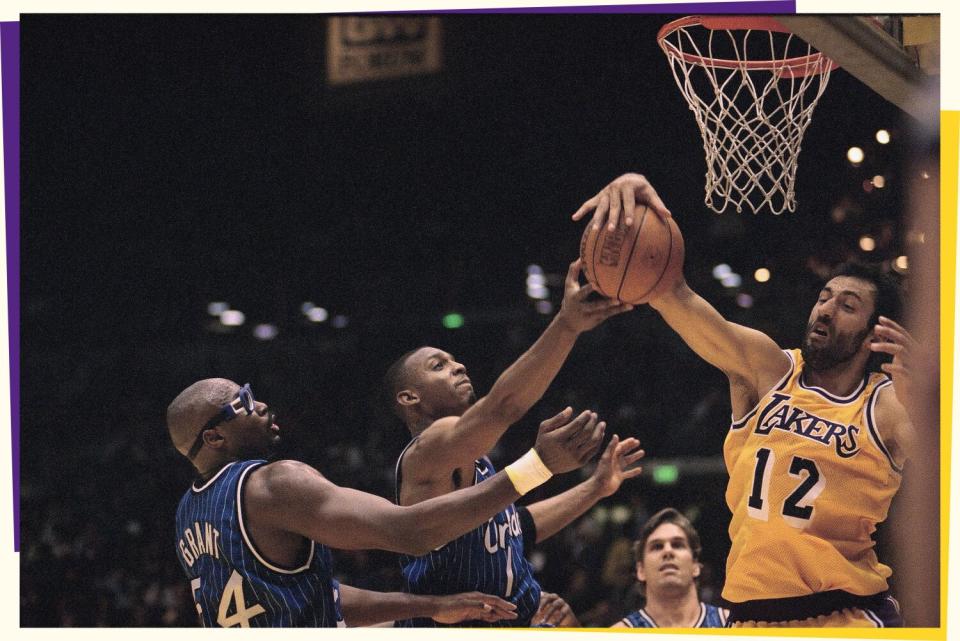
246,460,327,500
403,416,463,467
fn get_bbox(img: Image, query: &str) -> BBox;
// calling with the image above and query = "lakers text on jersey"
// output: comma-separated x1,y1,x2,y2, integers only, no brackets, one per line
723,349,901,608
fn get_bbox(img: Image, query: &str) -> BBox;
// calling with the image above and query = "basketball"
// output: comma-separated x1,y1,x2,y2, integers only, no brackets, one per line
579,206,685,304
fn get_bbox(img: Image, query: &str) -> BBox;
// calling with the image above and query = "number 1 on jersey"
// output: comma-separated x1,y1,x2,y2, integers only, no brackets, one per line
747,447,824,529
747,448,774,520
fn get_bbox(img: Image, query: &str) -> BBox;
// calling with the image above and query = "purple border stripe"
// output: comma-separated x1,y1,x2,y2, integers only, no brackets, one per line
386,1,796,14
1,21,20,553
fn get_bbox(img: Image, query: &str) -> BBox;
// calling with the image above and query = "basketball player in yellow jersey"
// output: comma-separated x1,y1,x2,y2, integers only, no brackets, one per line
573,173,917,627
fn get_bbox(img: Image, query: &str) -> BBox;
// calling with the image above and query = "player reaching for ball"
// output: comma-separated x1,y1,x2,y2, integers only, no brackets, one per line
168,378,604,627
384,260,645,627
573,173,916,628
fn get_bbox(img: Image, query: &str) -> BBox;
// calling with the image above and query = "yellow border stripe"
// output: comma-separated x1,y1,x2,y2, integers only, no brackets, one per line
941,109,958,638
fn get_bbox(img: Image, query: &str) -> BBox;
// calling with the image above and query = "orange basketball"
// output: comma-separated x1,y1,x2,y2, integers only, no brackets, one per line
579,206,685,304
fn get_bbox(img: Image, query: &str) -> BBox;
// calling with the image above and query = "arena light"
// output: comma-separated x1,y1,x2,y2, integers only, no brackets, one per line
653,464,679,485
526,264,544,276
736,293,754,309
859,236,876,252
253,324,279,340
525,274,546,288
331,315,349,329
894,255,909,272
442,313,465,329
754,268,770,283
220,310,246,327
301,301,316,314
207,301,229,316
610,505,631,525
872,175,886,189
720,273,742,288
536,300,554,315
875,129,891,144
846,146,865,165
307,307,328,323
527,285,549,300
712,263,732,279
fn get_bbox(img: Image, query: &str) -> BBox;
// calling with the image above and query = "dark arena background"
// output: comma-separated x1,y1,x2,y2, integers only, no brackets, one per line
19,14,934,626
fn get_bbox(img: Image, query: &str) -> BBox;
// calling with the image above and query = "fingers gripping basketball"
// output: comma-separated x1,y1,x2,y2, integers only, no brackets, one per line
579,206,685,304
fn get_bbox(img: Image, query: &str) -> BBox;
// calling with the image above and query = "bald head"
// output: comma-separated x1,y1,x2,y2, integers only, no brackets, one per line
167,378,239,458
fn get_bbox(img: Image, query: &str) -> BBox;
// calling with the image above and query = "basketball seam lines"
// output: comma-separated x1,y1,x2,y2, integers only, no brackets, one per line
615,205,648,302
641,216,674,301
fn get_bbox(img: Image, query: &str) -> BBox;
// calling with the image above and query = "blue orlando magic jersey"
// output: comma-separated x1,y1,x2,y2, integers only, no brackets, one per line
620,602,729,628
394,443,541,627
174,460,345,627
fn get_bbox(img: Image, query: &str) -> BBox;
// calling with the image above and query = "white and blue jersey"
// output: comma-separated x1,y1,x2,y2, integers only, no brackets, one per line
395,443,541,627
620,602,728,628
174,460,345,627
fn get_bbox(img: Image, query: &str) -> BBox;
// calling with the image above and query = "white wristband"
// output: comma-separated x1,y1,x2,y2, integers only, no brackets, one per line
504,448,553,495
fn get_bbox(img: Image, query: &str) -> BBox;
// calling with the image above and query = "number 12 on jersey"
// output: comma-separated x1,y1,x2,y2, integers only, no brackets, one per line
747,447,826,528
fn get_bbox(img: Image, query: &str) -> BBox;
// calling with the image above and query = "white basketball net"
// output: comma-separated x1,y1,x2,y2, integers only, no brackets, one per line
659,17,836,214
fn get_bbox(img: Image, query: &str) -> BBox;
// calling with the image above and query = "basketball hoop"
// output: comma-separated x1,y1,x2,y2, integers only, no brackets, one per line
658,16,838,214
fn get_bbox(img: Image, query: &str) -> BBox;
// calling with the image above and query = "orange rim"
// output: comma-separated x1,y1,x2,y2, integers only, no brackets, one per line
657,15,839,79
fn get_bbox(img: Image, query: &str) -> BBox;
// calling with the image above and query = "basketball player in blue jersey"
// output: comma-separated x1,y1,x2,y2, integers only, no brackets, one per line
613,508,728,628
573,173,917,627
386,259,645,627
167,377,605,627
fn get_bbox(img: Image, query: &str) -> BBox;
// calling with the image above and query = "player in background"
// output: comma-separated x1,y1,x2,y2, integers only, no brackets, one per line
168,377,604,627
386,259,644,626
613,508,728,628
573,173,915,627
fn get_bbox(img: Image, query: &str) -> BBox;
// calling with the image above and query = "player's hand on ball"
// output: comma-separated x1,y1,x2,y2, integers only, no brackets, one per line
590,434,645,498
533,407,606,474
532,592,581,627
557,259,633,333
431,591,518,624
572,172,672,231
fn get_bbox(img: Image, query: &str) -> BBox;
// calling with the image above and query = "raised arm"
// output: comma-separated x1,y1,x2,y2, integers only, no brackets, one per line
650,278,789,387
338,584,518,627
413,259,631,470
525,435,644,543
247,407,605,556
870,315,920,465
573,173,788,389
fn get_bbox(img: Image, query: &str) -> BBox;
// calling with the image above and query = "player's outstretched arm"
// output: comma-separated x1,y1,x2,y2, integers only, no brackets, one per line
870,315,921,465
247,407,605,555
573,173,788,387
650,278,789,386
413,259,631,471
524,434,644,544
338,584,518,627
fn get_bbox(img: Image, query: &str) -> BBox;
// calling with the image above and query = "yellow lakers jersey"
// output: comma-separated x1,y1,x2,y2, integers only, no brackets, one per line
722,349,901,603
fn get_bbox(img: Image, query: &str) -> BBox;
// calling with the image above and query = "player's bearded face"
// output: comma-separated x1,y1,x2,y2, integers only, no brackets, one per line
801,317,871,371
